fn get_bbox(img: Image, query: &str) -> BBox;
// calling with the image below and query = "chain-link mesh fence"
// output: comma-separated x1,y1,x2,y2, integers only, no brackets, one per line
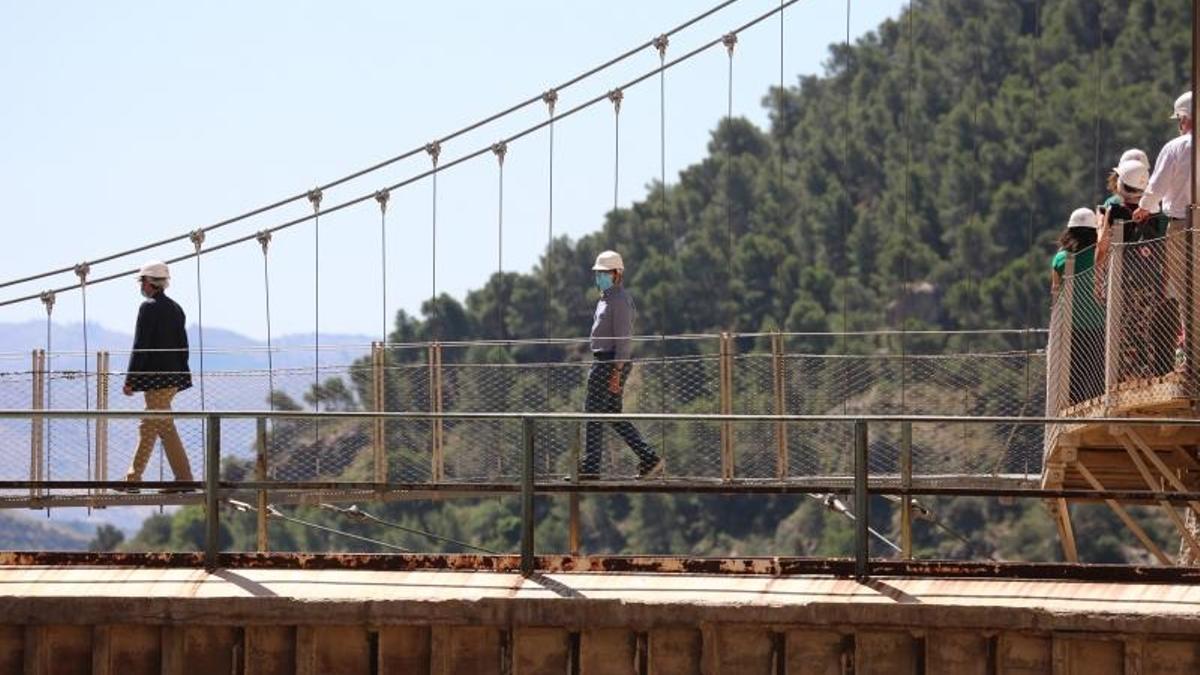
0,330,1052,494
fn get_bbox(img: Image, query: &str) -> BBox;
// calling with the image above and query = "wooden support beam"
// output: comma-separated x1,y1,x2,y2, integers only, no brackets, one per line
1116,434,1200,560
1075,461,1172,565
1052,498,1079,563
1121,428,1200,520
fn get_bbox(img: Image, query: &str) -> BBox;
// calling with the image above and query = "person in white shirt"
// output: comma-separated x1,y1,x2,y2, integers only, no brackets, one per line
1135,91,1192,223
1134,91,1192,357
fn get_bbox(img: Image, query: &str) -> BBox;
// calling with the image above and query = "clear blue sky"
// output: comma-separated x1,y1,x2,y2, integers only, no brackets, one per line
0,0,905,341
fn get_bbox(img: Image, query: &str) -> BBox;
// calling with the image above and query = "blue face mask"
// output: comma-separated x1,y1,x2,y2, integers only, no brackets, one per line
595,272,614,292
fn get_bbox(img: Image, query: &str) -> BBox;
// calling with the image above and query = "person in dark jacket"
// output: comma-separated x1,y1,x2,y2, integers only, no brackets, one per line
581,250,664,479
121,261,194,490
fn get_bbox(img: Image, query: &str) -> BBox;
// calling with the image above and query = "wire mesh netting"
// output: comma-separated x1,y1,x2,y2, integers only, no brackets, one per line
0,330,1053,494
1046,225,1195,425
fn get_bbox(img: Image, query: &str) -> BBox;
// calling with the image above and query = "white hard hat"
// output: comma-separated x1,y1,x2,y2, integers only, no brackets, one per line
1067,207,1097,231
1116,159,1150,191
592,250,624,271
1171,91,1192,119
137,260,170,280
1117,148,1149,168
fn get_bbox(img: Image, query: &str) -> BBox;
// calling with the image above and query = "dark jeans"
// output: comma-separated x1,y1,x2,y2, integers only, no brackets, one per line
583,359,658,474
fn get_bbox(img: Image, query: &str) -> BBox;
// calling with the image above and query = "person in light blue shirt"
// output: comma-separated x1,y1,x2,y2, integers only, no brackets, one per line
582,250,664,479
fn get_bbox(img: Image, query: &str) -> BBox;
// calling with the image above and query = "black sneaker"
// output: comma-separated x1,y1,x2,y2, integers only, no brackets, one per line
113,485,141,494
638,458,665,479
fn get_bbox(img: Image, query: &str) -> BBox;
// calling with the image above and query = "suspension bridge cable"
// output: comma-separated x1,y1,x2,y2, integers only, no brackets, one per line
75,265,92,486
0,0,808,310
656,34,670,458
723,32,738,292
40,292,53,488
492,142,508,338
0,0,749,294
319,503,499,554
840,0,851,423
376,190,390,345
308,190,323,464
190,231,208,477
610,89,623,211
810,493,902,554
257,230,276,411
427,143,441,338
246,502,413,553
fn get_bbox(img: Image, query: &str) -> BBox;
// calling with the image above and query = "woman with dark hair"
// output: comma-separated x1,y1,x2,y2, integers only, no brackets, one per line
1052,208,1103,405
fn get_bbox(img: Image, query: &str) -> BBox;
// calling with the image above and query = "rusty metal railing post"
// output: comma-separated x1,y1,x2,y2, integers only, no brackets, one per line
520,416,536,577
204,414,221,571
371,341,386,483
771,332,788,478
853,419,869,580
719,332,734,481
900,421,913,560
30,349,44,499
255,416,269,553
1104,226,1124,411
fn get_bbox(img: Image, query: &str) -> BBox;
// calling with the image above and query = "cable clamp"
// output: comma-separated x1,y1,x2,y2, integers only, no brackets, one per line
542,88,558,115
491,141,507,166
608,88,624,114
39,290,55,314
653,34,669,58
425,141,442,166
307,187,323,212
189,229,206,252
256,230,272,254
722,32,738,56
374,189,390,213
73,262,90,282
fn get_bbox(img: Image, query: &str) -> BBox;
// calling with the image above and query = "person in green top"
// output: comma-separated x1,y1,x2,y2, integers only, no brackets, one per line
1051,207,1103,405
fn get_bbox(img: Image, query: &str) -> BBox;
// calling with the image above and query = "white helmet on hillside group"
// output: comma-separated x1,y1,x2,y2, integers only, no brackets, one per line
1116,159,1150,192
1067,207,1097,231
1171,91,1193,120
137,261,170,287
592,250,624,272
1117,148,1149,169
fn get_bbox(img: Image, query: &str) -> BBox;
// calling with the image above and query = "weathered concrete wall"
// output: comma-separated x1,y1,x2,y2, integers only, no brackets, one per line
3,566,1200,674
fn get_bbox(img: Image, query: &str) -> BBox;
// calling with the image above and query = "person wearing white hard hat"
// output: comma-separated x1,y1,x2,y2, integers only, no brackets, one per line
1052,208,1104,404
582,250,664,479
119,261,194,492
1131,91,1192,369
1101,149,1150,210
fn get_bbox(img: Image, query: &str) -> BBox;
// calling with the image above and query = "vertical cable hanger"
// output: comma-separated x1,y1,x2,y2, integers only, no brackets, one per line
74,263,92,489
39,290,54,500
257,230,275,475
609,88,624,212
654,33,670,456
722,32,738,292
543,88,558,341
901,1,914,415
375,189,391,346
189,229,207,474
257,231,276,411
492,141,508,339
307,187,323,461
841,0,852,421
426,142,441,339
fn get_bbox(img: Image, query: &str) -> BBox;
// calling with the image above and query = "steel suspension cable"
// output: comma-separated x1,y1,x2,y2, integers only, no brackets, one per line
307,190,322,463
723,33,738,292
840,0,851,419
376,190,391,345
40,292,54,489
492,142,508,338
610,89,623,211
190,231,208,477
319,503,498,554
2,0,809,311
251,503,413,553
655,34,670,460
544,91,557,341
257,231,276,412
428,143,441,339
0,0,749,294
75,265,92,485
